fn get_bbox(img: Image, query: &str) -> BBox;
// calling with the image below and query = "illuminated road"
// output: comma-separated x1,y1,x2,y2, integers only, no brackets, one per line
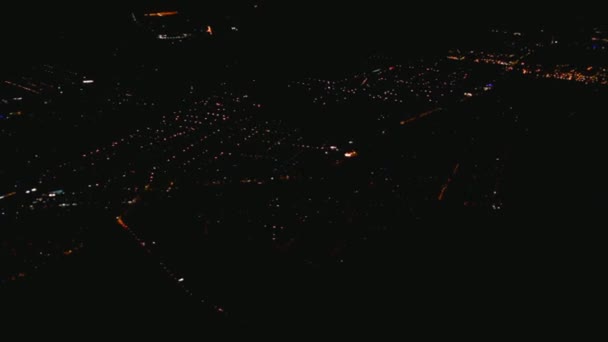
438,162,460,201
144,11,179,17
401,108,443,126
0,192,17,200
115,213,227,316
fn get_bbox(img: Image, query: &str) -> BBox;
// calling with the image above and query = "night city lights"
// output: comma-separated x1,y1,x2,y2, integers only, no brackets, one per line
1,1,603,336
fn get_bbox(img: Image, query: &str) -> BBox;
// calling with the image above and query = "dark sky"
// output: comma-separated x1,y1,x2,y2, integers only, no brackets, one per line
2,2,596,35
0,2,599,73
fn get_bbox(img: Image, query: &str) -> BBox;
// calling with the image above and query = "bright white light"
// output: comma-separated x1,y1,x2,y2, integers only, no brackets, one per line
178,278,185,283
83,80,95,84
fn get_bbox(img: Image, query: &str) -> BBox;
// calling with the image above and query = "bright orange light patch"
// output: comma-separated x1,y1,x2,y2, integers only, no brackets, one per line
145,11,179,17
116,216,129,229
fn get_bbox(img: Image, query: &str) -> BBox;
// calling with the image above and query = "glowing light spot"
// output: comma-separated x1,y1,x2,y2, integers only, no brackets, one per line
344,151,359,158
